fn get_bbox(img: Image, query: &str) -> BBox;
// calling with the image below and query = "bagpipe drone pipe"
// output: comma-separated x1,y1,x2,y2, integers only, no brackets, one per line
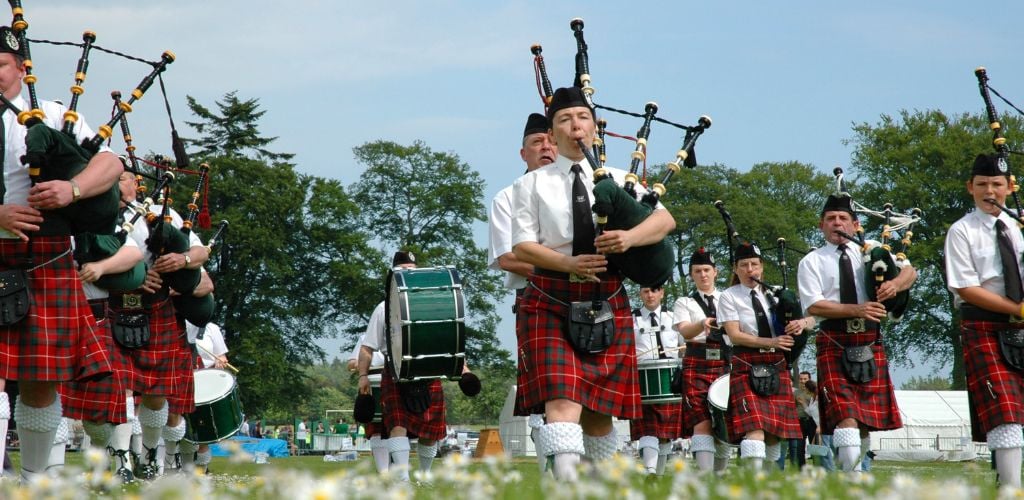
715,200,809,363
0,2,179,236
831,168,921,321
531,18,712,288
975,67,1024,226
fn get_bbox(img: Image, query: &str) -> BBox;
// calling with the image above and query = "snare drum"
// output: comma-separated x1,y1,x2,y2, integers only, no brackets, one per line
707,374,730,443
385,266,466,382
638,358,682,404
185,369,244,444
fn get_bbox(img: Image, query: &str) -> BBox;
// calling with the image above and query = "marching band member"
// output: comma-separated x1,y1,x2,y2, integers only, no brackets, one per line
944,153,1024,487
0,27,122,481
357,251,447,482
798,195,913,472
488,112,557,473
718,242,803,470
630,285,680,476
672,247,732,473
510,86,675,480
177,320,229,474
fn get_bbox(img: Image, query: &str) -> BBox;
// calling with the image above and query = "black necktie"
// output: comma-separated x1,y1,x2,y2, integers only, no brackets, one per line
649,311,667,358
751,289,773,338
838,244,858,304
570,164,596,255
996,219,1024,302
704,294,716,317
0,110,6,202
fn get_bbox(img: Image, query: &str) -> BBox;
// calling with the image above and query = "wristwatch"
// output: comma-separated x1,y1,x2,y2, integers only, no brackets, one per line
183,254,192,268
69,179,81,203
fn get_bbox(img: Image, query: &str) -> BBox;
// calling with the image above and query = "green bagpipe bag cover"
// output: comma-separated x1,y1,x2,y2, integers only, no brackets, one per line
591,178,674,288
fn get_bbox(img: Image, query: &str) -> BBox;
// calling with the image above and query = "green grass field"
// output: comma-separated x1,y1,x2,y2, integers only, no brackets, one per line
0,451,1006,499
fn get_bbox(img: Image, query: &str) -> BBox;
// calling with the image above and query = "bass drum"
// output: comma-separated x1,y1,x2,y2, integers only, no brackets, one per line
185,369,244,444
385,266,466,382
707,373,731,444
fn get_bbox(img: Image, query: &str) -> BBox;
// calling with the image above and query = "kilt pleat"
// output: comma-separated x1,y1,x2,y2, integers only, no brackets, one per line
130,296,185,397
680,353,730,436
727,351,800,441
60,312,131,424
514,273,640,419
961,319,1024,441
816,328,902,434
0,237,112,382
380,366,446,441
630,402,683,439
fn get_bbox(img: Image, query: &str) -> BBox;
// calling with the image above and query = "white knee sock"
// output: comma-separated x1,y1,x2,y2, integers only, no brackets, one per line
48,418,70,472
0,392,9,474
764,442,781,471
657,441,672,476
417,441,438,474
638,436,659,473
369,436,390,474
110,423,134,476
14,397,62,479
714,439,732,472
138,403,169,457
690,434,716,472
583,428,619,462
989,424,1024,488
179,440,196,471
388,436,411,481
739,439,765,470
833,428,861,472
82,421,113,449
540,422,584,482
162,419,187,471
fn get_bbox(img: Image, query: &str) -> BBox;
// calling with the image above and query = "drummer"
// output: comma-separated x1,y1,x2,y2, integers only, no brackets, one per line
176,320,230,474
357,251,448,482
717,242,804,470
672,247,732,473
630,285,680,476
347,331,391,474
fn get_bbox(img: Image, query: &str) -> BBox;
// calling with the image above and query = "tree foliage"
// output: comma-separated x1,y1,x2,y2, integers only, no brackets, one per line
845,110,1023,388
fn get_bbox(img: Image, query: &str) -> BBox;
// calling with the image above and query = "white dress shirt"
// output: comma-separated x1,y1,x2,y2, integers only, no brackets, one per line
798,239,910,315
489,183,527,290
190,322,229,369
945,209,1024,307
348,329,386,368
718,283,776,338
633,306,678,360
510,154,664,257
671,289,726,344
360,301,388,354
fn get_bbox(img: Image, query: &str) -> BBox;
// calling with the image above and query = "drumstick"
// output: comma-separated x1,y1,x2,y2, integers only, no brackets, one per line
195,342,239,373
637,344,687,358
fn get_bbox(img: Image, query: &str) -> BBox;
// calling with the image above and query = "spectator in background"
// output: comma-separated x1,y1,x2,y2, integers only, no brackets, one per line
792,372,816,468
296,419,308,450
316,422,326,434
335,418,349,436
239,417,250,437
804,380,835,471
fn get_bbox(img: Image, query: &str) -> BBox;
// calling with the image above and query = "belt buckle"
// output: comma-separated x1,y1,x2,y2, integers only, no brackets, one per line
846,318,866,333
759,347,776,353
121,294,143,310
705,348,721,361
569,273,588,283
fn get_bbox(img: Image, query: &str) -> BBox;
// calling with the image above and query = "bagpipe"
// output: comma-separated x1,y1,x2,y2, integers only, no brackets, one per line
0,2,178,236
714,200,808,363
531,18,712,288
831,168,920,321
975,67,1024,225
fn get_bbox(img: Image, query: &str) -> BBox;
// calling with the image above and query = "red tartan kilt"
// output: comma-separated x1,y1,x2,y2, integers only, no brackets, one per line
130,297,185,397
961,320,1024,441
380,366,446,441
61,314,132,424
630,401,683,439
680,352,730,436
0,237,112,382
168,346,198,415
727,351,800,442
815,328,902,434
514,273,640,419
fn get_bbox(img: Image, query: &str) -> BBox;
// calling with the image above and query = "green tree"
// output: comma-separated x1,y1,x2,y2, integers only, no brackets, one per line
183,93,380,414
845,110,1021,388
901,374,952,391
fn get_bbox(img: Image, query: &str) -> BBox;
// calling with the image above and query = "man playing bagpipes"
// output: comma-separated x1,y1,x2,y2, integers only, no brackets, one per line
487,112,557,474
718,242,804,470
629,285,680,476
672,247,732,474
797,194,915,472
944,153,1024,488
356,251,480,482
0,26,123,481
509,87,675,481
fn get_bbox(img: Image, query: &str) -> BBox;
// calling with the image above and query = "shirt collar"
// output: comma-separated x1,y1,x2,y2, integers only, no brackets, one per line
972,208,1006,230
554,153,595,176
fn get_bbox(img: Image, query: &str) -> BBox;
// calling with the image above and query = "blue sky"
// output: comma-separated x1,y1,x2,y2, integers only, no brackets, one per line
32,1,1024,383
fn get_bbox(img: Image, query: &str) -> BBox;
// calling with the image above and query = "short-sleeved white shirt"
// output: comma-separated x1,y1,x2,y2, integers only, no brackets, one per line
945,209,1024,307
671,290,723,344
633,306,678,360
489,184,527,290
718,283,776,338
360,301,387,353
189,322,228,369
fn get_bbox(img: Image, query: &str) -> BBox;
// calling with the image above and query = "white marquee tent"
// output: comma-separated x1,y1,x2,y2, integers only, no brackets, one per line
869,390,978,461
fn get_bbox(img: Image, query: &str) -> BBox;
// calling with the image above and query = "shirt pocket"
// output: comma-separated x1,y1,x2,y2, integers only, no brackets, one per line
974,245,999,282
